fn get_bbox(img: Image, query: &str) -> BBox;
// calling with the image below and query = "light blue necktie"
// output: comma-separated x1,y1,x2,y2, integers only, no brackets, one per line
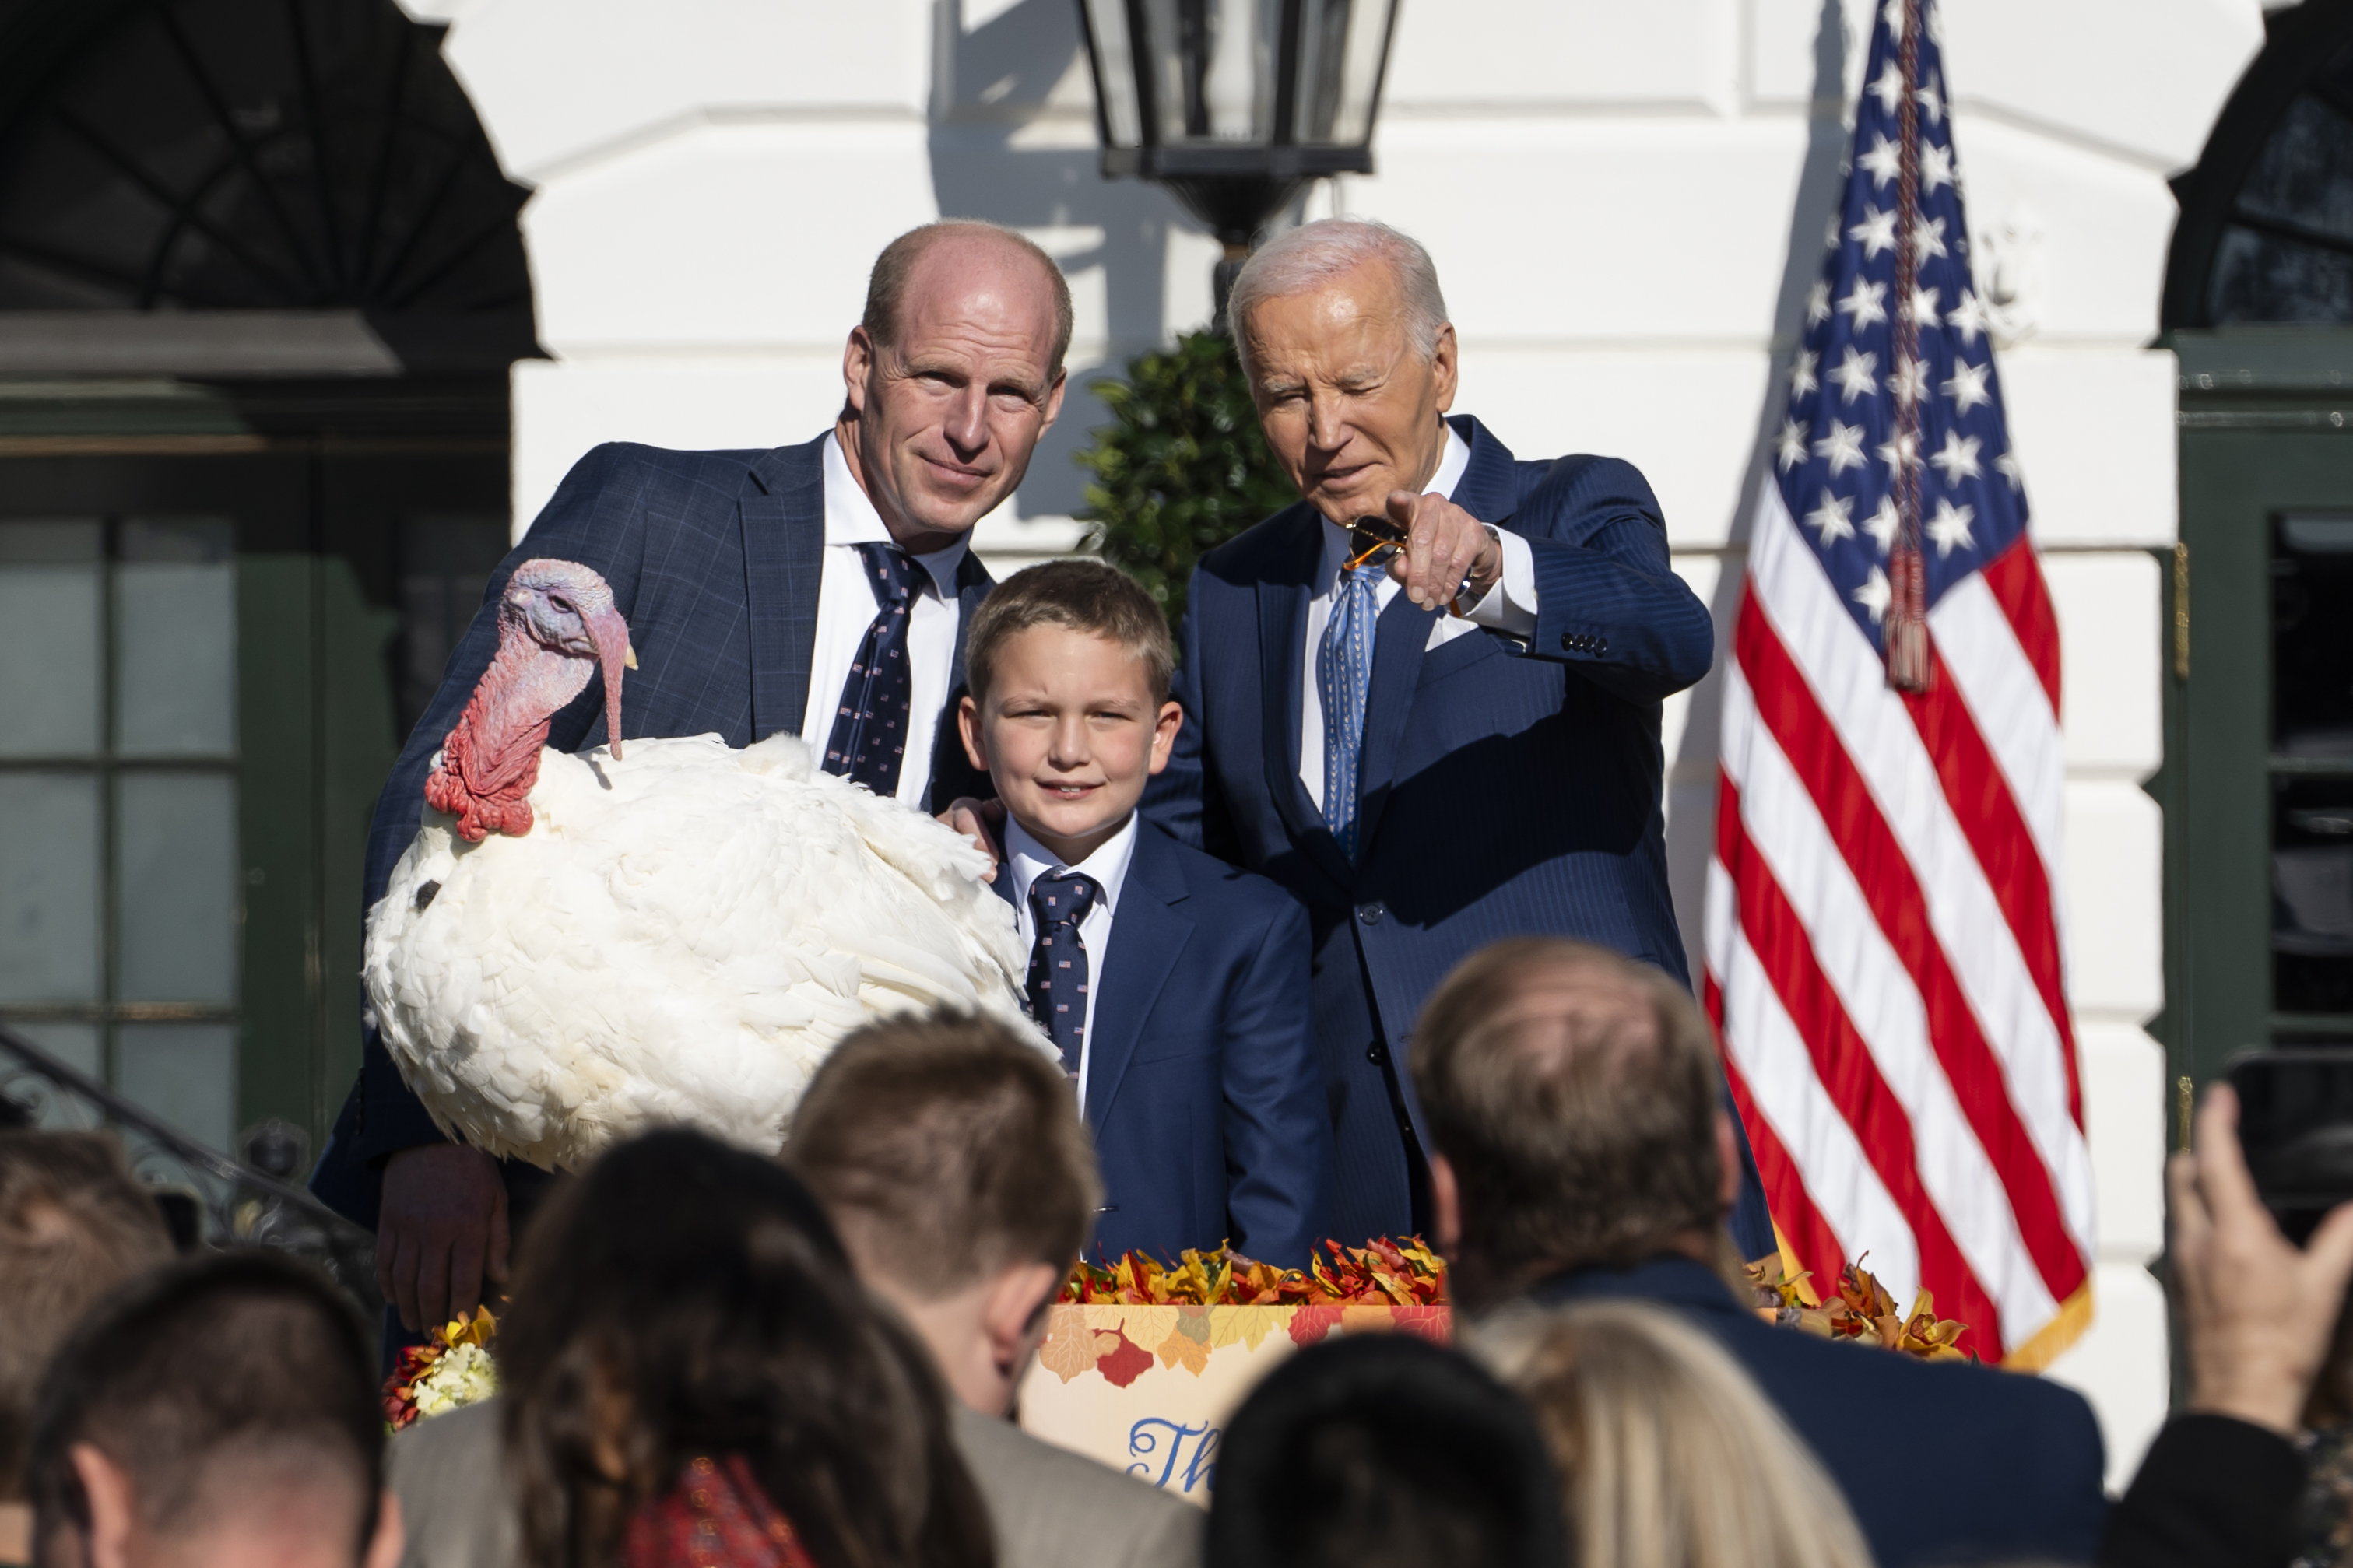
1319,559,1386,861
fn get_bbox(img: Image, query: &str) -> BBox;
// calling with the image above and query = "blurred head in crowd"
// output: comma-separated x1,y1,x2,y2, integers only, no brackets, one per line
1228,218,1459,526
25,1249,396,1568
839,220,1073,554
0,1131,174,1543
1207,1331,1563,1568
1477,1302,1871,1568
1411,938,1741,1310
497,1128,990,1568
785,1009,1099,1417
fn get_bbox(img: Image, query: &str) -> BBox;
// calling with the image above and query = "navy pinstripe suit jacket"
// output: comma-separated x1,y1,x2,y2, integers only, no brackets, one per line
1143,416,1728,1247
312,433,993,1224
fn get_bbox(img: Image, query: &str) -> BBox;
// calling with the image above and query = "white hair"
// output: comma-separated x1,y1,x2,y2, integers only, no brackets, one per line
1227,218,1450,382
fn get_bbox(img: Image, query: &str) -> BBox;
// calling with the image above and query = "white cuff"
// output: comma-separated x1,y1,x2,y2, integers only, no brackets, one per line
1456,525,1539,638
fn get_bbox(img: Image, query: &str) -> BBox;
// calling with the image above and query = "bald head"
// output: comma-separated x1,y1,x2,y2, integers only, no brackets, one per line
862,221,1073,381
1412,941,1730,1307
838,221,1074,552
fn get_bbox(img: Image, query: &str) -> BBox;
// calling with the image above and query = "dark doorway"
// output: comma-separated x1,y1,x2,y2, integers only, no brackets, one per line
0,0,534,1161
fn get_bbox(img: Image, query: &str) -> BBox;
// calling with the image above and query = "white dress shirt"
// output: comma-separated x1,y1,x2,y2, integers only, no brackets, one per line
799,432,971,806
1006,812,1140,1109
1297,426,1542,810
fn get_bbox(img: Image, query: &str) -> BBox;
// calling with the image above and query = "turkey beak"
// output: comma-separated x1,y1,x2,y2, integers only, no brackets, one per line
582,605,634,760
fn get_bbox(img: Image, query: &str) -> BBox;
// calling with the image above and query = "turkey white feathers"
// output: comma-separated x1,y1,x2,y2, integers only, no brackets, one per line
360,558,1040,1170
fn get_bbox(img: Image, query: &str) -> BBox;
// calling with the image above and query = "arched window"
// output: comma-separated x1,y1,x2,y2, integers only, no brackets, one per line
2166,0,2353,327
0,0,536,367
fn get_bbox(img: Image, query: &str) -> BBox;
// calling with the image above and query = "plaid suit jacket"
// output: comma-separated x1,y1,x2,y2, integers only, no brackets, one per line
313,434,995,1220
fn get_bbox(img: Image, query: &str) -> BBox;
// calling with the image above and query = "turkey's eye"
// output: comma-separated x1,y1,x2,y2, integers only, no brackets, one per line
549,595,574,613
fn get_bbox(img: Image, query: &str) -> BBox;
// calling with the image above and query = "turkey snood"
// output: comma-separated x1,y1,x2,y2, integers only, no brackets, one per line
425,559,636,842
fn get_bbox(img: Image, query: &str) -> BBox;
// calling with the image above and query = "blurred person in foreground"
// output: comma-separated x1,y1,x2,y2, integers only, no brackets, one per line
392,1128,987,1568
1206,1331,1562,1568
0,1132,174,1568
2097,1082,2353,1568
1411,935,2105,1568
1476,1300,1871,1568
24,1249,400,1568
784,1009,1200,1568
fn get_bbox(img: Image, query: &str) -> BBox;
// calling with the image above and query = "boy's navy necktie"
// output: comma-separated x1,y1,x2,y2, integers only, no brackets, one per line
1025,870,1100,1079
823,542,918,797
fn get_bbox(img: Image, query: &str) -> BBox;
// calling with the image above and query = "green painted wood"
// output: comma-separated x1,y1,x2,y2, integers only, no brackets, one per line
2170,410,2353,1086
237,555,317,1148
317,556,397,1141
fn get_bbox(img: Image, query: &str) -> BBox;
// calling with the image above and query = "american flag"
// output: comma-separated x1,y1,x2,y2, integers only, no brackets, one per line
1704,0,2093,1366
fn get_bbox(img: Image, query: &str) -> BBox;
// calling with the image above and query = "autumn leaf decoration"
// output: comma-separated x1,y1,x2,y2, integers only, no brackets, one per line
1040,1240,1450,1387
1060,1237,1448,1307
1747,1254,1973,1361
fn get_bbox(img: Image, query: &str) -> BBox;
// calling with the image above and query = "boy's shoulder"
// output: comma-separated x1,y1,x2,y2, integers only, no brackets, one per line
1133,820,1300,925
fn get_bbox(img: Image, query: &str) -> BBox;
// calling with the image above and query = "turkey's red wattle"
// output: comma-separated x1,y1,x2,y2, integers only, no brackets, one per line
425,633,596,841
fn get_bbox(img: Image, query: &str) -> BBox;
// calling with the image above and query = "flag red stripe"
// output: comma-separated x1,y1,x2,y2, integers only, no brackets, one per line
1733,587,2088,1306
1707,967,1851,1279
1979,535,2061,715
1716,776,2007,1348
1904,647,2083,1125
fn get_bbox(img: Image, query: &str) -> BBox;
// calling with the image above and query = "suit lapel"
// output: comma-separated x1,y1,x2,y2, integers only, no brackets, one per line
949,550,995,694
1354,592,1438,854
741,438,827,741
1448,415,1522,525
1256,512,1355,892
1087,828,1192,1128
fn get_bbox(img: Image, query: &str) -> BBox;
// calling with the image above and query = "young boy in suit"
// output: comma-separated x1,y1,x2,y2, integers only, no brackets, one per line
957,561,1334,1268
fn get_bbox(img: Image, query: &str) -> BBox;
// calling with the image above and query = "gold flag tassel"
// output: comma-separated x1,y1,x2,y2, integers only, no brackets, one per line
1885,545,1932,693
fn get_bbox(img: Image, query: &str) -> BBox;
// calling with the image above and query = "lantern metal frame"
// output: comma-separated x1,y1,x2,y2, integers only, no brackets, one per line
1073,0,1401,321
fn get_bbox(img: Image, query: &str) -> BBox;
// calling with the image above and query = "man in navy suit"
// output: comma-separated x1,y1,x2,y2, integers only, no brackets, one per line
311,220,1074,1333
956,560,1333,1267
1140,217,1772,1254
1415,937,2108,1568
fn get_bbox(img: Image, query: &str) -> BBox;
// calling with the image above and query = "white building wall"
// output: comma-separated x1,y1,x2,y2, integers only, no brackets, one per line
399,0,2271,1486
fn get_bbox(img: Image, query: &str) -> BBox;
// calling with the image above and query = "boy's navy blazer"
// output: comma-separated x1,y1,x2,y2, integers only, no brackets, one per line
1144,416,1723,1246
312,434,994,1224
992,822,1335,1269
1535,1257,2109,1568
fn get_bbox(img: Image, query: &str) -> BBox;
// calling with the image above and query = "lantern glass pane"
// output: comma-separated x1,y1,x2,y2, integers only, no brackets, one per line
1296,0,1393,146
1083,0,1143,147
1143,0,1277,145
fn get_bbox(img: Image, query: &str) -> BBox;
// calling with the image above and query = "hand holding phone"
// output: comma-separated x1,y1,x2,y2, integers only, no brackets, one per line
2174,1077,2353,1434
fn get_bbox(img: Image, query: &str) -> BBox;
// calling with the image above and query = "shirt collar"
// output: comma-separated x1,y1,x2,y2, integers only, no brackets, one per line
1005,812,1140,917
823,430,968,601
1317,422,1476,576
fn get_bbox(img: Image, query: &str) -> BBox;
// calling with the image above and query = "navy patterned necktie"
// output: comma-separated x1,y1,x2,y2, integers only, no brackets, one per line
823,542,920,796
1318,558,1386,860
1025,870,1101,1079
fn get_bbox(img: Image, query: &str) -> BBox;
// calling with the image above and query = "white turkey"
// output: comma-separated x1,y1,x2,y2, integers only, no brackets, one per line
361,557,1037,1170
